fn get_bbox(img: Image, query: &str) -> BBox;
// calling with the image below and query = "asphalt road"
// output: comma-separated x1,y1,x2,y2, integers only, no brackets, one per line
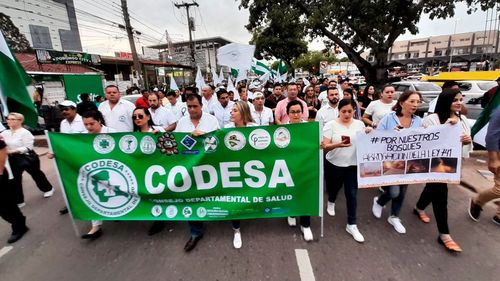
0,155,499,281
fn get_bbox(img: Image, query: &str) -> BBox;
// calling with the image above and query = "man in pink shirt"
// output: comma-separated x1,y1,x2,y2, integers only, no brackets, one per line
274,83,309,124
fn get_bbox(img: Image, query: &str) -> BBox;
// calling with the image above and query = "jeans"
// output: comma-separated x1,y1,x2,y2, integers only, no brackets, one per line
416,182,449,234
189,221,204,237
327,164,358,225
377,185,408,217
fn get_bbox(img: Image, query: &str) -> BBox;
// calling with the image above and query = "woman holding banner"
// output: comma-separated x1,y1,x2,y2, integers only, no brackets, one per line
286,100,314,242
413,88,472,253
371,91,423,234
80,110,116,240
321,99,371,243
224,101,256,249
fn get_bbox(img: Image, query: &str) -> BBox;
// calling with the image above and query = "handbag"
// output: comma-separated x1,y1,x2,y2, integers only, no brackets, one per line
10,149,40,170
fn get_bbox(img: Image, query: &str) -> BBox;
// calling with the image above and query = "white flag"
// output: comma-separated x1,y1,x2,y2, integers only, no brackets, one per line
195,66,205,93
217,43,255,70
219,68,224,82
227,77,239,100
169,75,179,91
211,68,220,85
259,72,271,84
235,68,247,84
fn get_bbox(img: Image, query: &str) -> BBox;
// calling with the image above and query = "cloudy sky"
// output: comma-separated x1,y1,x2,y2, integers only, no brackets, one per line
76,0,497,55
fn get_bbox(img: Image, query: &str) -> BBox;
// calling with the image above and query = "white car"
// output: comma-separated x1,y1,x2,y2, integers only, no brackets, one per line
391,81,442,103
456,80,497,103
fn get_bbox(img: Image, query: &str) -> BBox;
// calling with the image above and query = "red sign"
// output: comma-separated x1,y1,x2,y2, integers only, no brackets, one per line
115,52,133,59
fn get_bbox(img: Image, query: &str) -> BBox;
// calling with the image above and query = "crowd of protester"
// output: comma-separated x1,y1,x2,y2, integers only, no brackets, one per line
1,75,498,255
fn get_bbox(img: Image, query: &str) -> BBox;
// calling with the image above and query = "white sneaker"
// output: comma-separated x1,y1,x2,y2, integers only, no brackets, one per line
327,202,335,216
346,224,365,243
43,188,54,198
388,216,406,234
17,202,26,208
301,226,313,242
372,197,383,219
287,217,296,227
233,230,242,249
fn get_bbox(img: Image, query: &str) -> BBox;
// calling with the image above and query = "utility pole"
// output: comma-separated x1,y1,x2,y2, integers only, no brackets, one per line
175,1,199,66
121,0,143,87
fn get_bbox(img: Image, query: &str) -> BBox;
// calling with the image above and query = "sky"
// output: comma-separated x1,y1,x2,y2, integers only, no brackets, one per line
75,0,498,56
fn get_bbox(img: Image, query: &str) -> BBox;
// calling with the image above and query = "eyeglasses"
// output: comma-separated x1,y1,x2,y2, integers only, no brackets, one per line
132,114,145,120
288,110,302,115
7,118,20,121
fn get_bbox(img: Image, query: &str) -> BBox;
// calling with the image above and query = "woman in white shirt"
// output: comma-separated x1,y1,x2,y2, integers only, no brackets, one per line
321,99,370,243
1,112,54,207
413,88,472,253
224,101,256,249
80,110,116,240
362,85,397,128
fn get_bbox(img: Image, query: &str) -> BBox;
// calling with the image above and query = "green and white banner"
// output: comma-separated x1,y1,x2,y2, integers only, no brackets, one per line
48,123,321,221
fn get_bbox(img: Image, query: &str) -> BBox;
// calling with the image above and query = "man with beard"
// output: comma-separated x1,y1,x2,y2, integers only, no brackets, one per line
316,87,340,131
148,93,177,132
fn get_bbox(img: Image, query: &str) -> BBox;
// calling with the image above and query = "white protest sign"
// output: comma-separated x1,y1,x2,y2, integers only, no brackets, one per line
356,124,462,188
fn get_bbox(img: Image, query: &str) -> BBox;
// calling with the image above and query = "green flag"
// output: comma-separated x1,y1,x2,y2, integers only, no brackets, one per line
471,88,500,138
231,68,239,78
0,32,37,127
278,60,287,75
251,59,271,76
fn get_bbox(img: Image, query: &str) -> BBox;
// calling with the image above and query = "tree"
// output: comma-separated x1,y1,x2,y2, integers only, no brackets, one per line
240,0,496,86
0,13,32,52
293,51,338,75
249,8,308,74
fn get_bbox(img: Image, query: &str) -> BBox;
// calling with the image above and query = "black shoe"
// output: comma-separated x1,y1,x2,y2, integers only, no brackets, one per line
7,227,29,244
148,221,166,236
493,216,500,226
81,229,102,240
468,198,481,222
59,207,68,215
184,235,203,252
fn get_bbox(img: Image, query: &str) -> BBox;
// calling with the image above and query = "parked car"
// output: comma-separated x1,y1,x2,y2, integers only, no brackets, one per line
456,80,497,103
121,94,141,104
391,81,442,103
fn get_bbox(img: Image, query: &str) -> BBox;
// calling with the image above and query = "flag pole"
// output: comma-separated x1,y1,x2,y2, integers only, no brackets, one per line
45,130,80,238
319,130,324,238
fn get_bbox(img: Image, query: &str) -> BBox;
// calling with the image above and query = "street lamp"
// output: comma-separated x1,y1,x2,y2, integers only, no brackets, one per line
448,19,460,72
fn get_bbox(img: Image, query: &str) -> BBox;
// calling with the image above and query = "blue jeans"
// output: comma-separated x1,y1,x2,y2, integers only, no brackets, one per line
189,221,204,237
377,185,407,217
327,164,358,225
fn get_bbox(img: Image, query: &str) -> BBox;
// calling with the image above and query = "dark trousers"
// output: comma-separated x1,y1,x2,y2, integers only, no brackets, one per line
9,154,52,204
0,173,27,234
416,182,449,234
327,164,358,225
377,185,408,217
300,216,310,227
232,220,240,229
189,221,204,237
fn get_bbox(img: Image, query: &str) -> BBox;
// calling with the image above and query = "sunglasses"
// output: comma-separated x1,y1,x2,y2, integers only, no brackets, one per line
132,114,145,120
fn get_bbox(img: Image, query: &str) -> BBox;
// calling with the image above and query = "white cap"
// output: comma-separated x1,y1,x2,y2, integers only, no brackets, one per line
153,87,159,91
59,100,77,108
253,92,265,99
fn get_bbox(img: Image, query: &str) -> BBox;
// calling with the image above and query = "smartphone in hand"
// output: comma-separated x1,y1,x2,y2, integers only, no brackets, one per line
341,135,350,144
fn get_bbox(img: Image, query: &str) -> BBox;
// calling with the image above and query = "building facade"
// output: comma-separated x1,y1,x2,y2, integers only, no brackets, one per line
1,0,82,51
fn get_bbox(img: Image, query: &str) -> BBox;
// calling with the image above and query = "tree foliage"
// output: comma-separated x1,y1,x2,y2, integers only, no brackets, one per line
240,0,497,86
293,51,338,75
0,13,32,52
249,7,308,72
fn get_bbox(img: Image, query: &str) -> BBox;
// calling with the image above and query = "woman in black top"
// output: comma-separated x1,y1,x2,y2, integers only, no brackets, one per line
358,85,379,114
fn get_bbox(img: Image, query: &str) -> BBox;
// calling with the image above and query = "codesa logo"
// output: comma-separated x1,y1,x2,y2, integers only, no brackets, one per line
93,134,115,154
77,159,140,217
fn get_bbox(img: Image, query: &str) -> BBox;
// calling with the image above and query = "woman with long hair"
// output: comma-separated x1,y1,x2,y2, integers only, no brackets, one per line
224,101,256,249
413,88,472,253
132,107,165,133
80,110,116,240
358,85,379,114
303,85,321,121
1,112,54,207
321,99,371,243
371,91,423,234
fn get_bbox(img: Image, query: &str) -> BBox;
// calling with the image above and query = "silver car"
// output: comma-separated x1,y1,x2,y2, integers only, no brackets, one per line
456,80,497,103
391,81,442,103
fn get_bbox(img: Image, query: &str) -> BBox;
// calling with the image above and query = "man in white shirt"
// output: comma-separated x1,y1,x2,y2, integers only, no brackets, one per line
148,93,177,132
318,81,338,108
208,88,234,128
164,91,188,120
175,94,220,252
201,85,217,112
316,87,340,132
59,100,86,134
251,92,274,126
98,85,135,132
238,86,254,109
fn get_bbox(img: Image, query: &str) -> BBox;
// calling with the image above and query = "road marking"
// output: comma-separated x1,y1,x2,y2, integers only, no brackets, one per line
0,246,13,259
295,249,316,281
